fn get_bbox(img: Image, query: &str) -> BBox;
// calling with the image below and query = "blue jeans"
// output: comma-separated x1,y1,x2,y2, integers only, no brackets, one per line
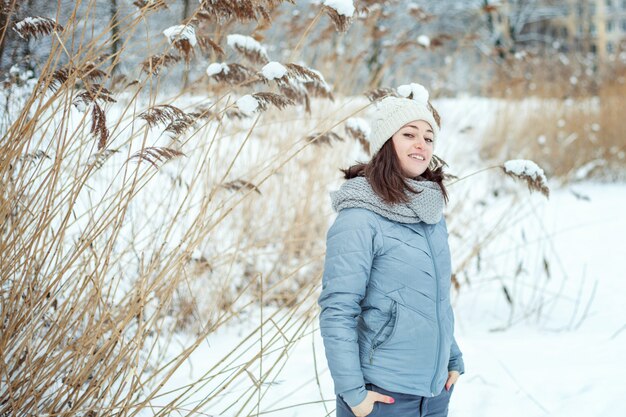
336,382,454,417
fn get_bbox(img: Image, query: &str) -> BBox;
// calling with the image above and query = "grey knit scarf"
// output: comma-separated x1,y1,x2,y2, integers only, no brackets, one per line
330,176,444,224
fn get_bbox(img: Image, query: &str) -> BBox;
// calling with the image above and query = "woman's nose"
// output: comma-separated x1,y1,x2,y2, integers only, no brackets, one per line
413,137,425,148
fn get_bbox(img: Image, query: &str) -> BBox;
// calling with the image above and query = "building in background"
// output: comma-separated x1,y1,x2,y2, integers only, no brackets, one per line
487,0,626,62
567,0,626,60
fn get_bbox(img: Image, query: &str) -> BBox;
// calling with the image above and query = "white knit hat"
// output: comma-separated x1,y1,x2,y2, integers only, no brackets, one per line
367,92,440,156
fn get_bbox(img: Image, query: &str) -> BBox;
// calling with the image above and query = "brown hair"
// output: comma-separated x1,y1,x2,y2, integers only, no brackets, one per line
340,139,450,205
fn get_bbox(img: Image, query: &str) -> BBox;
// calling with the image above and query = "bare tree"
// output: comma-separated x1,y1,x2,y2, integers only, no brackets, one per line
110,0,121,74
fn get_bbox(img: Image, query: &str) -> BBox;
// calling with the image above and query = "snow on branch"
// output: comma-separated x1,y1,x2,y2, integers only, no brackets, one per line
345,117,371,153
227,34,269,64
163,25,197,46
417,35,430,48
235,92,295,115
260,62,288,81
235,95,259,115
503,159,550,198
13,17,63,39
206,62,257,85
163,25,197,62
257,62,334,112
322,0,355,32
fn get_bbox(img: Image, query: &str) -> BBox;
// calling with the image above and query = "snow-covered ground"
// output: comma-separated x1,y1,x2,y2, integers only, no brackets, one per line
5,78,622,415
148,181,625,417
136,97,626,417
451,182,626,417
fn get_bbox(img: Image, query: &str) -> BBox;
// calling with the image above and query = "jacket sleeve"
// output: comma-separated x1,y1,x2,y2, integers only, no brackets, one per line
317,208,383,408
440,216,465,375
448,325,465,374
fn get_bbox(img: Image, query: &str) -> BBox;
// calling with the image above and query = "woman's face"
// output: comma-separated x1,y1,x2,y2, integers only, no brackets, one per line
390,120,434,178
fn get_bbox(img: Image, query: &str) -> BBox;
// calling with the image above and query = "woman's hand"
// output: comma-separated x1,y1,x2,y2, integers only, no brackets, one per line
445,370,460,391
350,389,394,417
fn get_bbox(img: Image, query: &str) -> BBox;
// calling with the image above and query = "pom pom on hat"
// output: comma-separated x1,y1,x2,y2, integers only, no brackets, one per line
397,83,429,103
367,85,440,157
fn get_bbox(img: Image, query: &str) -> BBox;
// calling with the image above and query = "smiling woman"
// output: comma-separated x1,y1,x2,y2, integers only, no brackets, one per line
337,95,448,206
392,120,435,178
318,91,464,417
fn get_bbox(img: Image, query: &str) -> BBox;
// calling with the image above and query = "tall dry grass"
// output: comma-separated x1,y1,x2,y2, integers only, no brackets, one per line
479,50,626,182
0,1,362,415
1,2,565,416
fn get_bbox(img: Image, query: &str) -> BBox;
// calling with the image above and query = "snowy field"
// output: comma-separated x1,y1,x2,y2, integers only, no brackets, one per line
4,3,626,416
149,183,626,417
136,98,626,417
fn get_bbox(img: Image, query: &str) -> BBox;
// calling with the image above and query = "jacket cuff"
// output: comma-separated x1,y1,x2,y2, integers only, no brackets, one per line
339,385,367,408
448,357,465,375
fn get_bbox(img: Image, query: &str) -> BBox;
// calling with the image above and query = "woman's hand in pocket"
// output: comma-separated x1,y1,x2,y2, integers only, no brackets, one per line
351,389,394,417
445,370,460,391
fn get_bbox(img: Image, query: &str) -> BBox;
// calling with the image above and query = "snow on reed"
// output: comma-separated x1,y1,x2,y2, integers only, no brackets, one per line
236,95,259,115
345,117,370,138
323,0,355,17
13,16,61,39
227,34,269,64
503,159,550,197
261,62,288,80
417,35,430,48
162,24,197,46
206,62,229,76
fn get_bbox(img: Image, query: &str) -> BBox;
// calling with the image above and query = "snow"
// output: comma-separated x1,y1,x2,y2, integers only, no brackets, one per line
346,117,370,138
397,82,430,104
162,24,197,47
236,94,259,114
453,182,626,416
206,62,228,76
7,90,624,417
117,96,622,417
227,34,268,57
574,159,606,179
503,159,548,182
323,0,355,17
417,34,431,48
143,178,626,416
261,61,287,80
14,16,52,33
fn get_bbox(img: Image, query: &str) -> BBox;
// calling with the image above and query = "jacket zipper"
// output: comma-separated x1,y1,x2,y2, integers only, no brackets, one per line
422,222,442,397
369,300,397,365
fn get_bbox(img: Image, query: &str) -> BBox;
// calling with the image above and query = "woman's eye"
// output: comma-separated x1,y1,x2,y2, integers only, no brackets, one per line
425,138,433,142
404,133,414,138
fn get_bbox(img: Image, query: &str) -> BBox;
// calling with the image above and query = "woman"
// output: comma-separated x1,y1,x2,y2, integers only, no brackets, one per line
318,90,465,417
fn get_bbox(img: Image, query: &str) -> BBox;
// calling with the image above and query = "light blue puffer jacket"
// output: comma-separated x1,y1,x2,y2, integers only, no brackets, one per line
318,207,465,407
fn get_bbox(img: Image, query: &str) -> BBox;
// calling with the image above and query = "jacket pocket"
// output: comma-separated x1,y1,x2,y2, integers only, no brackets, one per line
385,286,435,324
368,300,398,364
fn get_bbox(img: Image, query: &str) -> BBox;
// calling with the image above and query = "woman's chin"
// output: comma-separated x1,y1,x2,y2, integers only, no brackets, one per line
402,166,427,178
